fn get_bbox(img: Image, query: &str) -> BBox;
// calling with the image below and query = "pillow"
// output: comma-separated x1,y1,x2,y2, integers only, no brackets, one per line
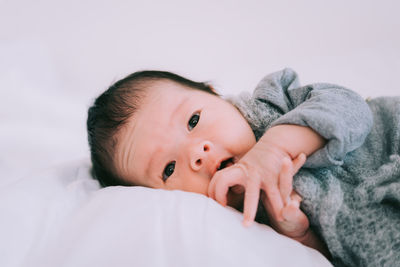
0,159,331,267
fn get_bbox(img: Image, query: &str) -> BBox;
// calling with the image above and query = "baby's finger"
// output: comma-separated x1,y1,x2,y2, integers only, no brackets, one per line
214,167,245,206
279,157,293,206
208,173,218,200
292,153,306,175
208,169,229,200
263,185,284,221
242,181,260,227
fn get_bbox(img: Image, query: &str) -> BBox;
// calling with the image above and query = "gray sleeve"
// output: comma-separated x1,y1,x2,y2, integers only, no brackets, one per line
253,68,373,167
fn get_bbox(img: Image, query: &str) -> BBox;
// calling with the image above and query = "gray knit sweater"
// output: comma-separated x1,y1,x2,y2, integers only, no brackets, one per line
229,68,400,267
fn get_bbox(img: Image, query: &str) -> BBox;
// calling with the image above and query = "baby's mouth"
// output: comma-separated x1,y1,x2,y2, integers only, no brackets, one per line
217,157,235,171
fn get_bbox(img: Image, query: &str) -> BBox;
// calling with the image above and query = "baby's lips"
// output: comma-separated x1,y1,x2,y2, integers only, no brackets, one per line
215,157,235,173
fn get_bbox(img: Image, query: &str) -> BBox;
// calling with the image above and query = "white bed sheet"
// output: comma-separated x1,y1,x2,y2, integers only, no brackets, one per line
0,159,331,267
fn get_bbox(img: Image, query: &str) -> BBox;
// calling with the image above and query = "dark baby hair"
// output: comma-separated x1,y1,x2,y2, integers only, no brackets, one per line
87,70,216,187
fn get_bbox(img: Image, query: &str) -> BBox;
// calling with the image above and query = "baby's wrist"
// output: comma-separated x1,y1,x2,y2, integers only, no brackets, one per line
258,137,291,160
261,125,326,159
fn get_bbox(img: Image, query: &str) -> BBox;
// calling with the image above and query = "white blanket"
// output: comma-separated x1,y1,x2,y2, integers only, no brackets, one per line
0,160,331,267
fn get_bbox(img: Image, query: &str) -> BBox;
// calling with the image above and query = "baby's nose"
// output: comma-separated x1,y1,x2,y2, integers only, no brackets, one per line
189,141,213,172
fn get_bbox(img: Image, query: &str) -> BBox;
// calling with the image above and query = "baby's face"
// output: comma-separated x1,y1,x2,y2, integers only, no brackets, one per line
115,80,256,197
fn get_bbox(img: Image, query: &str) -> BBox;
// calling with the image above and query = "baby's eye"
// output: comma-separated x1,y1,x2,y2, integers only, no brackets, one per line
188,112,200,131
162,161,176,181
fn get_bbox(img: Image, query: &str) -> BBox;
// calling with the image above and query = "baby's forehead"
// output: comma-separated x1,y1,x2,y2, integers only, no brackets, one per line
122,79,190,116
114,80,190,172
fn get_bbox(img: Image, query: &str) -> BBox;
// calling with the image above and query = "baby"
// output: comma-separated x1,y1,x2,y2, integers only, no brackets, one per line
87,68,400,266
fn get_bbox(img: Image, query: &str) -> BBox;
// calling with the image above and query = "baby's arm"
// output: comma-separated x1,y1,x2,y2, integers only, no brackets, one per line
209,68,373,224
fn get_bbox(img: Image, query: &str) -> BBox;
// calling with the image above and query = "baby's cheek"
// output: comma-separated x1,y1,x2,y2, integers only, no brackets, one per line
183,176,210,197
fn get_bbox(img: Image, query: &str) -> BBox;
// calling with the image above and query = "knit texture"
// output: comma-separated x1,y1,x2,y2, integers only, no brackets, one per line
228,69,400,267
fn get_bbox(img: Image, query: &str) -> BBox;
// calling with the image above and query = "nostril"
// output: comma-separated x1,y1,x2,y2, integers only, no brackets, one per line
196,159,202,166
203,145,209,152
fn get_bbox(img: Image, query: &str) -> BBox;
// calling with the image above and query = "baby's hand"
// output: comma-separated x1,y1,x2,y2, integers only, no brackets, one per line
261,158,309,238
208,136,306,226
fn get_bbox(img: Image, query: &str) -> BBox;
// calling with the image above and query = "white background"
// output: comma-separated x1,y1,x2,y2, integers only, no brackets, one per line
1,0,399,184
